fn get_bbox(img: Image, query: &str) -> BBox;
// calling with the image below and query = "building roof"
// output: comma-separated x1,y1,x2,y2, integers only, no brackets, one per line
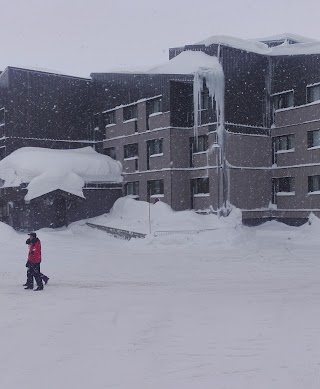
253,33,318,44
0,66,92,81
0,147,122,201
181,34,320,56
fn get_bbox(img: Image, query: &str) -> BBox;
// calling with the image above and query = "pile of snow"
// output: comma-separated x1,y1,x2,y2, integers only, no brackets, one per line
147,50,223,75
0,221,20,244
89,196,241,235
0,147,122,200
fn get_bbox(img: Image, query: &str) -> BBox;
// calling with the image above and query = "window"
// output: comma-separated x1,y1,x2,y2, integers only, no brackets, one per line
147,98,162,115
272,91,294,111
125,181,139,197
274,177,295,193
84,182,111,189
147,179,164,196
0,108,4,126
308,175,320,192
148,139,163,156
104,147,116,160
192,135,208,153
200,90,209,110
307,129,320,148
123,105,137,121
273,134,294,152
104,111,115,126
124,143,138,159
191,178,209,194
307,84,320,103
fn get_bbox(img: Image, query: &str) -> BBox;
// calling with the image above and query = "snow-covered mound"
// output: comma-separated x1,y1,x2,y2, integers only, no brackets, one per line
90,196,242,234
0,221,20,244
0,147,122,201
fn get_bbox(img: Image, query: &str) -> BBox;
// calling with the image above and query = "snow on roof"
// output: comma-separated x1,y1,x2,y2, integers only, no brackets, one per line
0,65,91,81
0,147,122,201
190,34,320,56
194,35,270,54
146,50,223,75
269,42,320,56
253,33,318,44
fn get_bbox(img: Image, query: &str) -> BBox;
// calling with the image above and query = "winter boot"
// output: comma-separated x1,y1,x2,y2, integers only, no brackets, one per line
34,286,43,291
24,286,33,290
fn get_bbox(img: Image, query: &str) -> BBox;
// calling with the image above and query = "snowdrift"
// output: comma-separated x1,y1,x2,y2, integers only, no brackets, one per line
90,197,242,235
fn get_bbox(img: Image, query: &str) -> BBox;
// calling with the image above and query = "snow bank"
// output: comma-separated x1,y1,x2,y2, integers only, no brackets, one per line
0,221,20,245
90,196,241,235
0,147,122,200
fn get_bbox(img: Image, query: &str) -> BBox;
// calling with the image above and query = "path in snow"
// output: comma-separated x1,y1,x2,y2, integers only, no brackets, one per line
1,221,320,389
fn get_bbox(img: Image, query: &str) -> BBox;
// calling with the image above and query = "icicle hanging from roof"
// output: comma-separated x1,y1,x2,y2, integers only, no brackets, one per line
193,57,227,212
193,60,225,146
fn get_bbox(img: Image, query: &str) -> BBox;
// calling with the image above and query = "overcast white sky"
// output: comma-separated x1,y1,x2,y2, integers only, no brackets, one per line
1,0,320,77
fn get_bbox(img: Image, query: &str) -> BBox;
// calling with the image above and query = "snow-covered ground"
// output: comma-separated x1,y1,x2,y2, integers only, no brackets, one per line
1,198,320,389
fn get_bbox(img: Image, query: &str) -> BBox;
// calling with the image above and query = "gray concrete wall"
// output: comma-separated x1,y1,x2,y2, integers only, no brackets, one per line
275,101,320,127
272,102,320,215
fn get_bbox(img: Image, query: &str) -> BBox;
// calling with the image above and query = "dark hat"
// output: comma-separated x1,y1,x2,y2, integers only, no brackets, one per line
28,232,37,238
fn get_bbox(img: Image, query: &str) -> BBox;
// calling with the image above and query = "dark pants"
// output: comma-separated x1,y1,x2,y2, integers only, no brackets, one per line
26,263,43,289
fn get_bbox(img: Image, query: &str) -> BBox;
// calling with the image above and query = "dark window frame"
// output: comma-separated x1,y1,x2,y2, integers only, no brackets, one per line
123,105,138,122
148,138,163,156
273,134,295,152
104,110,116,126
125,181,139,197
307,129,320,148
0,108,5,127
274,177,295,193
147,179,164,197
272,91,294,111
192,135,208,153
104,147,116,160
307,84,320,104
147,98,162,116
84,182,113,189
308,175,320,192
191,177,210,195
124,143,138,159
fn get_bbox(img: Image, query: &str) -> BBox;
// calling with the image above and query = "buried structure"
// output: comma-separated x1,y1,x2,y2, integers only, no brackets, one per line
0,147,123,230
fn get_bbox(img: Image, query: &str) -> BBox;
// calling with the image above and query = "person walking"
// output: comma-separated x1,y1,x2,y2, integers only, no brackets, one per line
24,232,48,291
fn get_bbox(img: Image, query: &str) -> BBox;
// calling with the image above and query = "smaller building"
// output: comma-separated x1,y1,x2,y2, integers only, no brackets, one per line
0,147,123,230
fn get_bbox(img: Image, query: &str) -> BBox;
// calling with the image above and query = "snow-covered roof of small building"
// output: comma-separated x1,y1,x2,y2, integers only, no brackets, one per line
146,50,223,75
0,147,122,201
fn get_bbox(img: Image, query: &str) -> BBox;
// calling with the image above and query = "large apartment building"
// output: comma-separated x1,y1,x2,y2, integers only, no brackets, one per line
2,34,320,227
91,34,320,225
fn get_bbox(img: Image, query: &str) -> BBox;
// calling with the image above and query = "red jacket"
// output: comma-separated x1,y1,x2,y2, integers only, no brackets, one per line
28,239,42,263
